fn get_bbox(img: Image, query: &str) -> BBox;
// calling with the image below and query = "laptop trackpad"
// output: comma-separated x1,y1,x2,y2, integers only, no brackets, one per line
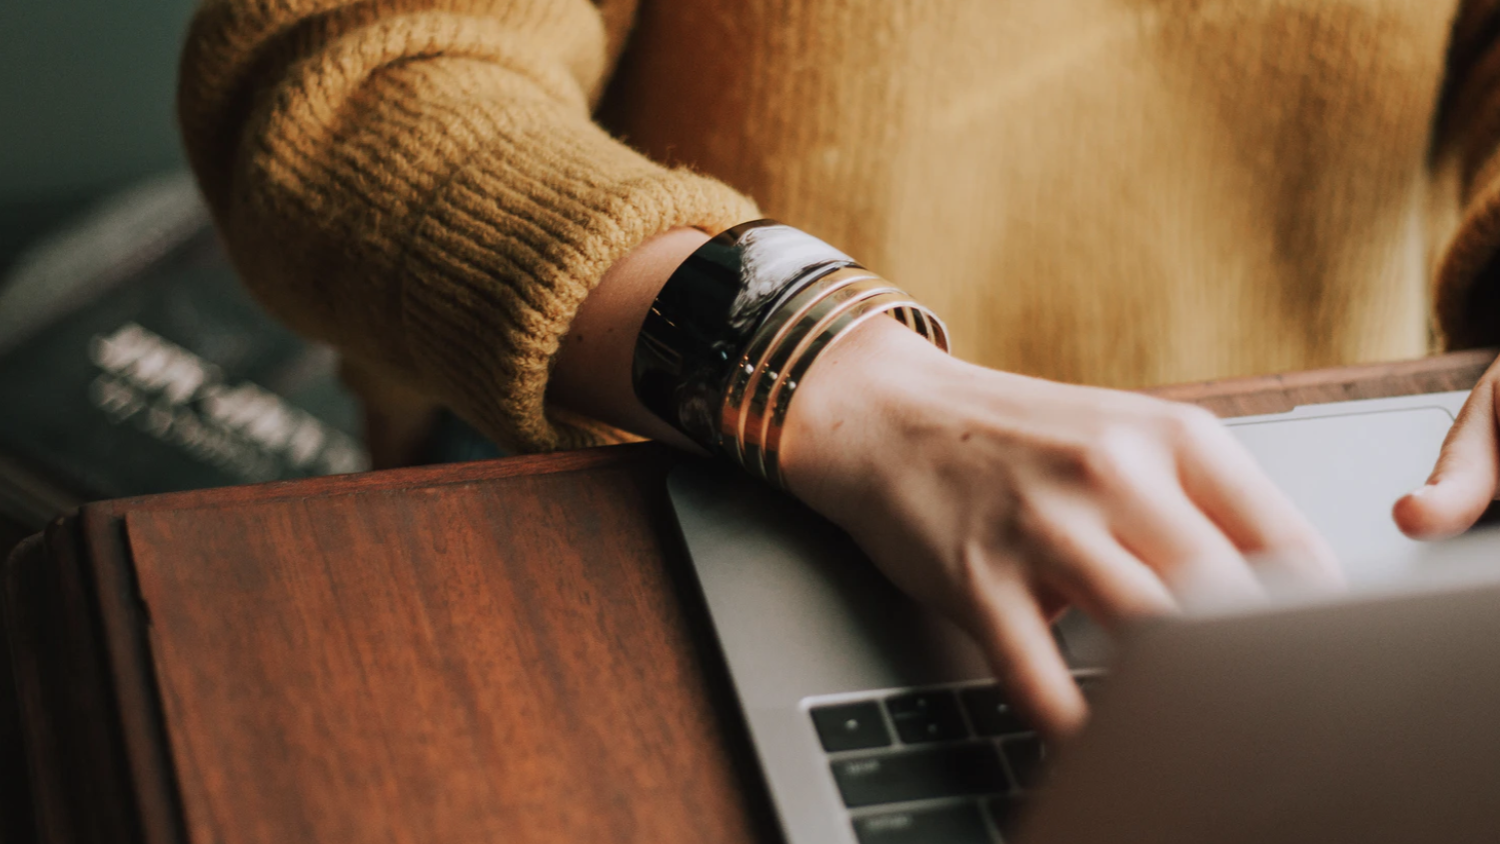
1061,406,1456,668
1227,406,1453,585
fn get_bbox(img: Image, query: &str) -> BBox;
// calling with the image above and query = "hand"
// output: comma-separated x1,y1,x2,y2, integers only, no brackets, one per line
779,319,1341,738
1394,355,1500,539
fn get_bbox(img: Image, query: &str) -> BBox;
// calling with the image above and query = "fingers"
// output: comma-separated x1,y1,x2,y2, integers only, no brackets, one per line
964,517,1172,742
964,575,1086,740
1394,380,1500,540
1039,519,1178,627
1116,489,1267,610
1081,433,1265,604
1173,412,1343,586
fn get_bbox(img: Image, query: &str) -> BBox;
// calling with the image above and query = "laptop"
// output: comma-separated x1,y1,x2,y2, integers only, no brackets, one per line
667,390,1500,843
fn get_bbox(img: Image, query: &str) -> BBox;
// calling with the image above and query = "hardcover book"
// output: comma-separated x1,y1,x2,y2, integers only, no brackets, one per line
0,173,369,532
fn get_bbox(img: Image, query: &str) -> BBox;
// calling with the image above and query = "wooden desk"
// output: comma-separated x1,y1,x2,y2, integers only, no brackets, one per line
4,351,1494,844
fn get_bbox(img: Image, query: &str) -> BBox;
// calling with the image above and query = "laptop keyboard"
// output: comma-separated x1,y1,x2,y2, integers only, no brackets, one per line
807,674,1100,844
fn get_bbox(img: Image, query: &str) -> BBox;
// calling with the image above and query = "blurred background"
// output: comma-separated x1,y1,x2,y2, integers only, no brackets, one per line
0,0,376,555
0,0,194,241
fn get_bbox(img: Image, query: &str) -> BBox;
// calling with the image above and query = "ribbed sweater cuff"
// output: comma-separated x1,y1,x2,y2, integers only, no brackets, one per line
397,120,759,452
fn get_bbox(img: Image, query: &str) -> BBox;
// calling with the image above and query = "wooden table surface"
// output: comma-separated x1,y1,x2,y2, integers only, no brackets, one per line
7,351,1495,844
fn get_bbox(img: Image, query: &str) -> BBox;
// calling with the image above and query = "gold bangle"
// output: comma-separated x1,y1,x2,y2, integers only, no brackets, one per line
713,265,948,488
720,267,880,469
758,293,947,487
733,279,903,477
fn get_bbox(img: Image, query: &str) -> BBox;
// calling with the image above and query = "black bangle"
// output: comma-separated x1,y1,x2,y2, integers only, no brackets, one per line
632,219,859,452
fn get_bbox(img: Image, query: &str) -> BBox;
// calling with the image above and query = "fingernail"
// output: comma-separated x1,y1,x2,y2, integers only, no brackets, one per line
1407,484,1432,499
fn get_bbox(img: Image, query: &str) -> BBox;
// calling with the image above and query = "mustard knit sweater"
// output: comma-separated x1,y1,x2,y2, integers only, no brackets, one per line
179,0,1500,452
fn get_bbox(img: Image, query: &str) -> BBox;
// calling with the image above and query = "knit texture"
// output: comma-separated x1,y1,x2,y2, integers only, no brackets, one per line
181,0,1500,452
179,0,757,450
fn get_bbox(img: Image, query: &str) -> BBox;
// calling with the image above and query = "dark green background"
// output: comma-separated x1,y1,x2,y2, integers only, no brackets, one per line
0,1,197,202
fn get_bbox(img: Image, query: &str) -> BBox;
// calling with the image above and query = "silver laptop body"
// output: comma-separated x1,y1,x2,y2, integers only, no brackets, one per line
1020,536,1500,844
667,390,1494,844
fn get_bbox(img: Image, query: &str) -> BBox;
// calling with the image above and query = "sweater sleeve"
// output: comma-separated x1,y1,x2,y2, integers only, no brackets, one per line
177,0,759,452
1431,0,1500,350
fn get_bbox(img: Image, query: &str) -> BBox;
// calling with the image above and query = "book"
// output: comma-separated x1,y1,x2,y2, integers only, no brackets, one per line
0,173,369,532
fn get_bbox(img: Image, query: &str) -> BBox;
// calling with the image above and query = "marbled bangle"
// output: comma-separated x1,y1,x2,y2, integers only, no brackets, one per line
632,219,949,481
632,219,860,451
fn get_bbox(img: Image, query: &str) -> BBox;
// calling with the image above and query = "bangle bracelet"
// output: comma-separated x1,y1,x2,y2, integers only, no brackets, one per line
758,289,946,487
631,219,949,487
722,267,885,470
632,220,858,450
731,275,905,477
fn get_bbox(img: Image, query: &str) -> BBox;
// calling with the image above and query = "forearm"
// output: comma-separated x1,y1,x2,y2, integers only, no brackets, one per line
549,227,709,451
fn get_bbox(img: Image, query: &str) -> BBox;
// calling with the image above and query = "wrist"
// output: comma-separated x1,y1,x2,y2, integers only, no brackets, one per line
778,315,953,507
552,227,710,449
628,220,948,485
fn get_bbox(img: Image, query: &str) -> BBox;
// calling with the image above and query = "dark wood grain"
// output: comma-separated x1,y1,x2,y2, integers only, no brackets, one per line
100,441,649,514
78,509,186,844
0,518,38,844
4,525,142,844
5,351,1495,844
113,451,767,844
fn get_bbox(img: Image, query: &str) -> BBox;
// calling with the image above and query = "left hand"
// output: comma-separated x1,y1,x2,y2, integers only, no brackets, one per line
1394,355,1500,539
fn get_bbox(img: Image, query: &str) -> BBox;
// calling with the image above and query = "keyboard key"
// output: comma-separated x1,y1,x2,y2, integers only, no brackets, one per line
1000,735,1047,790
831,743,1010,808
959,685,1029,737
811,701,893,752
853,802,994,844
885,690,968,743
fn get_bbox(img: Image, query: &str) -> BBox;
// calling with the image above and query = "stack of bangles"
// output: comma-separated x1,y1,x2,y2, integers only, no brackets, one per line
632,220,951,489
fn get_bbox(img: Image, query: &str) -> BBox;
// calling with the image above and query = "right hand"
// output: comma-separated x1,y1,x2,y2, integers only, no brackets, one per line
779,318,1341,738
